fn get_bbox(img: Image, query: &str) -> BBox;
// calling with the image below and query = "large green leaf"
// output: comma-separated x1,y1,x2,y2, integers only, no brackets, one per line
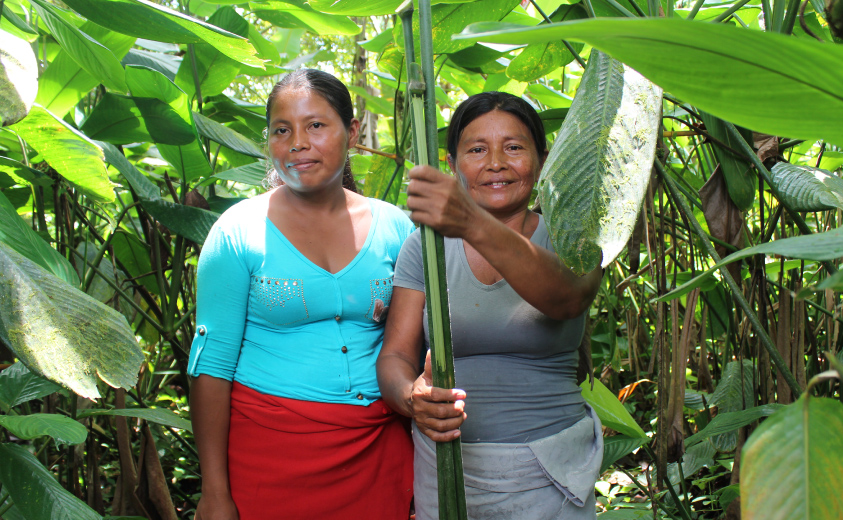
11,104,115,203
250,1,361,36
455,18,843,147
506,5,586,83
29,0,127,93
80,93,195,145
0,29,39,126
0,190,79,285
581,378,647,439
125,66,212,181
174,8,244,99
193,112,264,158
685,404,783,448
359,153,402,204
0,414,87,446
61,0,262,67
0,156,50,187
395,0,519,55
699,112,755,211
121,48,181,81
0,443,102,520
98,141,220,243
78,407,192,432
659,226,843,302
709,359,755,451
346,85,394,117
666,440,717,484
769,162,843,211
214,160,267,185
601,435,649,473
538,51,662,275
306,0,404,15
742,396,843,519
0,242,143,400
0,362,62,412
35,22,135,118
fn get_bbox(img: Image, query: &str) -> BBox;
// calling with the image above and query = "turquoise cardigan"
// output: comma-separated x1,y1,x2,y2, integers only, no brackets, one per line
188,195,415,406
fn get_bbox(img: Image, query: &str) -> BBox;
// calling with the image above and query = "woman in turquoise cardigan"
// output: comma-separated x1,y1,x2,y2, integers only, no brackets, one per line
189,69,415,520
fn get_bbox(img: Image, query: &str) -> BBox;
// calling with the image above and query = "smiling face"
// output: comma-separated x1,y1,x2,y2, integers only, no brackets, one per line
267,87,359,194
449,110,545,218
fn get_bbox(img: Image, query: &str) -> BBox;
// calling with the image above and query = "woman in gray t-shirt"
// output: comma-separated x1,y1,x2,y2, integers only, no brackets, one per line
377,92,604,519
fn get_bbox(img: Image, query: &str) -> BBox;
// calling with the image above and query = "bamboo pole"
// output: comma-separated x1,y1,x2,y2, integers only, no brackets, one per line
398,2,467,518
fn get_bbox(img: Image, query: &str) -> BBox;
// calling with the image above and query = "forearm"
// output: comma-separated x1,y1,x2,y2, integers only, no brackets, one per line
377,353,418,418
465,211,602,320
190,375,233,496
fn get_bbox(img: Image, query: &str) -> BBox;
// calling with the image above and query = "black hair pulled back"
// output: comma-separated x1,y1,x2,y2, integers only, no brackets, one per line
264,69,358,192
446,92,547,162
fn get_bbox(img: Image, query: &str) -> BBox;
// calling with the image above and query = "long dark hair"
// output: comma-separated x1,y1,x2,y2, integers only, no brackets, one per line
446,92,547,160
264,69,358,192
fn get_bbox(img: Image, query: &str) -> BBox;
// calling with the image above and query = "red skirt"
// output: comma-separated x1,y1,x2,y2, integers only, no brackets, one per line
228,382,413,519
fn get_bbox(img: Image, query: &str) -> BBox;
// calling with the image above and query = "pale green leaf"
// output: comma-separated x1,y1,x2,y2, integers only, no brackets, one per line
121,48,181,81
506,4,586,83
581,378,647,439
250,1,361,36
78,407,192,432
686,404,783,448
770,162,843,211
175,43,240,99
0,242,143,399
11,104,115,202
539,51,662,275
742,396,843,519
306,0,404,16
61,0,262,67
29,0,127,92
98,141,160,200
193,112,264,158
0,189,79,285
346,85,394,117
659,226,843,302
0,28,38,126
80,93,196,145
359,153,402,204
454,18,843,147
214,160,267,185
35,22,135,118
0,362,62,412
0,443,102,520
709,359,755,451
0,414,87,446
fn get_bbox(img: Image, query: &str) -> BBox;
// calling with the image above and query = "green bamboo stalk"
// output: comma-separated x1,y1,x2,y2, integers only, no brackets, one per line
399,2,467,518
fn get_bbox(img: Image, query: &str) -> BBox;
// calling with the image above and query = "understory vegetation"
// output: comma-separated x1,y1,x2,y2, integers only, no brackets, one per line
1,0,842,519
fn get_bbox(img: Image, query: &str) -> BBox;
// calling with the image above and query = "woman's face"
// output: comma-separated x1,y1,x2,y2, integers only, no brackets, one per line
267,87,359,194
449,110,545,218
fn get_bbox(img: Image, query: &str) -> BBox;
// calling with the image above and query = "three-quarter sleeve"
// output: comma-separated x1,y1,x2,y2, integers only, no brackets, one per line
187,218,250,380
392,229,424,293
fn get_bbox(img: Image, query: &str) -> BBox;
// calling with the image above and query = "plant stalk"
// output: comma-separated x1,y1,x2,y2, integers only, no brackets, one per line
654,161,803,396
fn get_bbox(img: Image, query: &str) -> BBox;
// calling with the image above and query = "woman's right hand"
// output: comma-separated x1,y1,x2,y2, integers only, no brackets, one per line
410,351,467,442
194,493,239,520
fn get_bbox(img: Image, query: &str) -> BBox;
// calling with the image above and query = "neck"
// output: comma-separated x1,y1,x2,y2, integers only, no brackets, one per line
278,181,349,214
492,207,533,233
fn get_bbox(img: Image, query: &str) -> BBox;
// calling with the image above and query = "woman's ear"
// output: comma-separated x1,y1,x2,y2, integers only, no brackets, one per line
347,118,361,149
446,154,456,174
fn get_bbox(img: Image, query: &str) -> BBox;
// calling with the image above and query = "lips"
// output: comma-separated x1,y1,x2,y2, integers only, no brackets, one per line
482,180,514,188
286,159,318,170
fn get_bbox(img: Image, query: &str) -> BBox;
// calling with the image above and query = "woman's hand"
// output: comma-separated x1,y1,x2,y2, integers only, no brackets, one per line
194,493,239,520
411,351,467,442
405,165,485,239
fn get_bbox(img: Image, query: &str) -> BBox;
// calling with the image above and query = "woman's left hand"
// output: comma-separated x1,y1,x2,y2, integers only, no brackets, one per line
405,165,483,238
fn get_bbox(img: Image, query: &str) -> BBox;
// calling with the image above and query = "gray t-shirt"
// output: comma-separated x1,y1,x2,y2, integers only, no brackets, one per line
393,216,587,443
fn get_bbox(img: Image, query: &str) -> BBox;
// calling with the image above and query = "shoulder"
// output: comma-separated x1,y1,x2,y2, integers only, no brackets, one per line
531,213,553,251
368,198,415,238
204,193,269,245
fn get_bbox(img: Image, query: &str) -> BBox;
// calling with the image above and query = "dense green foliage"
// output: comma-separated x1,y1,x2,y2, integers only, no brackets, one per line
1,0,842,518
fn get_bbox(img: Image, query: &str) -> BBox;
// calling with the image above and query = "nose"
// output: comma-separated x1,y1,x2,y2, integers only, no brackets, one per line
487,147,506,171
290,128,310,152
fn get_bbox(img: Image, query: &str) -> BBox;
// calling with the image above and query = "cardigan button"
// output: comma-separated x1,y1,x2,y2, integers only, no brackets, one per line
341,346,348,353
198,326,206,336
335,315,341,321
356,394,363,400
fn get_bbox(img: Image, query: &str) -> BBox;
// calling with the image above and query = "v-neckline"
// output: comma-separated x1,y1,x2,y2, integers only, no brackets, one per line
265,198,379,277
457,214,543,289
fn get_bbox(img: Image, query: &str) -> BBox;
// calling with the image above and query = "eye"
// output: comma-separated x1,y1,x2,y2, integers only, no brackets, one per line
273,127,288,135
311,122,324,129
468,146,484,153
507,144,524,151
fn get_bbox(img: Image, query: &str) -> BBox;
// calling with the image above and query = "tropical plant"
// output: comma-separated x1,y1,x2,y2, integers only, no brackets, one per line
0,0,841,518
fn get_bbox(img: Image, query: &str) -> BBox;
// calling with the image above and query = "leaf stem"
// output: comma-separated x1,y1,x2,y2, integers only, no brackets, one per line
355,143,397,160
528,0,587,68
654,160,803,396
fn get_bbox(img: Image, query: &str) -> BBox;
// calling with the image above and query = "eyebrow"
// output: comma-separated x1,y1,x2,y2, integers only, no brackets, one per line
270,114,326,126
